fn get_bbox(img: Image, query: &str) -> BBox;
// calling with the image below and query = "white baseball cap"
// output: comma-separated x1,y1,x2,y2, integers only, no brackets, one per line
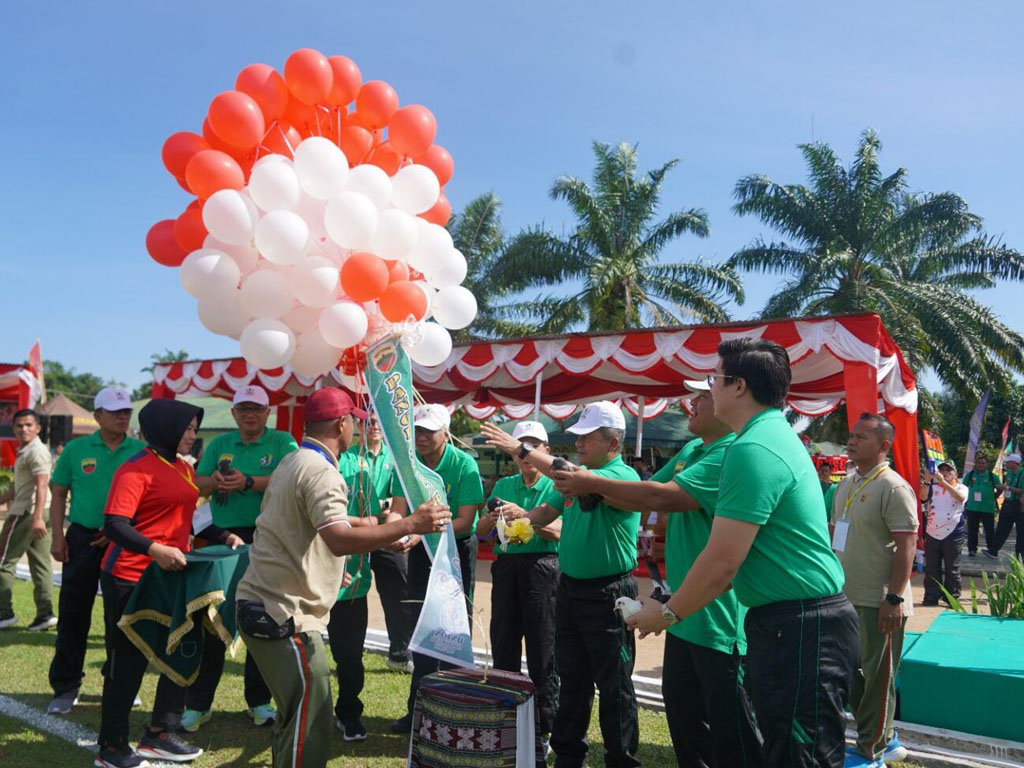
566,401,626,435
94,386,132,412
414,403,451,431
233,385,270,407
683,379,711,393
512,420,548,443
1007,453,1022,465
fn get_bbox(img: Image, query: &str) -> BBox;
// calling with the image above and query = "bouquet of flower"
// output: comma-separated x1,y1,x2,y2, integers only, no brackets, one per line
495,514,535,552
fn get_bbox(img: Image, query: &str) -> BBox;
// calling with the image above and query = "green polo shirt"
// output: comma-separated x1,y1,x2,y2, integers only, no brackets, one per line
651,433,747,654
715,409,845,608
197,428,299,528
964,469,998,513
51,432,147,529
1003,468,1024,502
337,451,373,601
543,455,641,579
395,443,485,539
487,473,558,556
342,442,395,518
823,484,837,523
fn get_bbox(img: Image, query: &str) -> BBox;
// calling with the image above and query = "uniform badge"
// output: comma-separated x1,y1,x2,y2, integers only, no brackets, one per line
220,454,234,465
259,454,273,467
860,494,868,502
81,458,97,475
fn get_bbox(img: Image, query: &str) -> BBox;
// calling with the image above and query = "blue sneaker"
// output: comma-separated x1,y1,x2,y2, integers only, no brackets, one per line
179,709,211,733
843,751,884,768
247,703,277,727
883,731,908,762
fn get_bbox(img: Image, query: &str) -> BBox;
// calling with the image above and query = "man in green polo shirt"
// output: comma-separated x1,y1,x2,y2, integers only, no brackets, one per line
45,387,144,715
963,454,999,556
182,384,298,731
483,401,642,768
476,420,561,749
628,338,857,768
552,382,760,767
388,402,485,734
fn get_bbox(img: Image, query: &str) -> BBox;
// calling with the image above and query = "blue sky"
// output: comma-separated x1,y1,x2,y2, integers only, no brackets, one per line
3,2,1022,392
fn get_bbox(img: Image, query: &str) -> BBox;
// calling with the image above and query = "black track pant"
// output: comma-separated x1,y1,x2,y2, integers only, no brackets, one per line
370,548,412,662
49,523,104,696
326,596,369,722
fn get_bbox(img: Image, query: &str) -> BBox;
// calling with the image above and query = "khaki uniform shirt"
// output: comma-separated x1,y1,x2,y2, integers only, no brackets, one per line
832,462,918,612
11,437,51,517
236,438,352,633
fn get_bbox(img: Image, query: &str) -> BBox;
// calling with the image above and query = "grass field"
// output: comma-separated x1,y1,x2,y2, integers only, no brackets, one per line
0,579,926,767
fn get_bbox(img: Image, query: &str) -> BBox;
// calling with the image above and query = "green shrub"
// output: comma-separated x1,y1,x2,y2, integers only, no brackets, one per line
939,557,1024,618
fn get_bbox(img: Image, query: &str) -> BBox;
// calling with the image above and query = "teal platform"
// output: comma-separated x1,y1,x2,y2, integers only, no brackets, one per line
900,612,1024,741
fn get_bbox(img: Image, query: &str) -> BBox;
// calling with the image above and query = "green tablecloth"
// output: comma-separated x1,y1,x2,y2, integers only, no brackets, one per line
118,545,250,686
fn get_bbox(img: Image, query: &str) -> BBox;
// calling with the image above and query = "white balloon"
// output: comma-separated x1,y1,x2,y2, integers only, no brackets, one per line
240,318,296,369
290,328,344,378
407,223,454,274
249,160,301,212
284,303,321,334
318,301,368,348
240,268,295,319
390,164,441,215
325,191,378,250
431,286,478,330
372,209,418,260
290,257,341,308
344,164,392,209
253,153,290,168
255,210,309,265
180,249,241,300
427,248,468,289
293,137,350,200
203,234,258,275
413,280,437,319
197,289,249,338
295,194,328,241
202,190,256,245
402,322,453,366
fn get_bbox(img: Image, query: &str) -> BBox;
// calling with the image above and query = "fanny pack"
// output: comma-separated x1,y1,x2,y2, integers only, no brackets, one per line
237,600,295,640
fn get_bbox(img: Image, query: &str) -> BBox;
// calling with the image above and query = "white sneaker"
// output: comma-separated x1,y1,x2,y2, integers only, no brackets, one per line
0,614,19,629
385,657,414,674
47,690,79,714
28,615,58,631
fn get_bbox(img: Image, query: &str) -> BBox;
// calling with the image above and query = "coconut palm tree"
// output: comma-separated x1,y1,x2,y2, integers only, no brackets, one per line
730,128,1024,397
491,141,743,332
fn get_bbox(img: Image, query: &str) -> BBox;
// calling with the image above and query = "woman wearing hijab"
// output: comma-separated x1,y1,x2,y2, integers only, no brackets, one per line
95,399,243,768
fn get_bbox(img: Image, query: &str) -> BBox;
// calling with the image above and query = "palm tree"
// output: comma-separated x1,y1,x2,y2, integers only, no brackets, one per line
491,141,743,332
730,128,1024,397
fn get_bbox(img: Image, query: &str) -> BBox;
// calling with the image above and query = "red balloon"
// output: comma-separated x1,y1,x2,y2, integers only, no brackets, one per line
174,175,193,194
368,142,403,176
174,206,208,252
327,56,362,106
283,95,318,134
389,105,437,158
384,259,410,283
202,118,251,163
162,132,210,179
185,149,245,200
263,122,302,158
355,81,399,129
338,124,373,166
208,90,266,149
340,252,389,301
419,192,452,226
235,63,289,121
146,220,188,267
415,144,454,187
379,280,428,322
284,48,333,105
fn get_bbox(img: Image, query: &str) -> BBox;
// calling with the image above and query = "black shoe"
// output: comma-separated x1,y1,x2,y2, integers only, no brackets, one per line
389,714,413,734
94,745,149,768
922,599,939,606
983,550,999,559
337,717,368,741
968,551,977,557
137,729,203,762
27,614,57,631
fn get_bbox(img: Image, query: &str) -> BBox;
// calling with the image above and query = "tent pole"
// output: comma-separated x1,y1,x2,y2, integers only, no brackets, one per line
635,396,646,458
533,372,544,421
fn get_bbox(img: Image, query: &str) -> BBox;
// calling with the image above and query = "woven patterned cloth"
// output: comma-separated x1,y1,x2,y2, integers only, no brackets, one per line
410,667,541,768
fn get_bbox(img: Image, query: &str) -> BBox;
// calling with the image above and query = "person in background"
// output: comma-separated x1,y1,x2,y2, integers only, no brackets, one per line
46,387,144,714
963,454,1000,557
820,462,838,524
476,420,562,756
182,385,298,732
831,414,917,767
632,457,653,481
990,453,1024,559
918,459,968,606
0,408,55,631
96,399,245,768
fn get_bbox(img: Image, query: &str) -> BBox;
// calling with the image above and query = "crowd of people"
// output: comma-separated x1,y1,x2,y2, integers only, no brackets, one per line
0,336,1015,768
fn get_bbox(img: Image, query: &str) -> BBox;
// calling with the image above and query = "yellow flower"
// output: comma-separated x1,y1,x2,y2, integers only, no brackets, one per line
506,518,535,544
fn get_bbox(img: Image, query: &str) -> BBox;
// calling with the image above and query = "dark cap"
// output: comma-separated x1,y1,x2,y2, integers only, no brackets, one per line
304,388,368,422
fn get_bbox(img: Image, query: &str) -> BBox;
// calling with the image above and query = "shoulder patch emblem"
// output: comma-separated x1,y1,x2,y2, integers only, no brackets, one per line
259,454,273,467
81,458,97,475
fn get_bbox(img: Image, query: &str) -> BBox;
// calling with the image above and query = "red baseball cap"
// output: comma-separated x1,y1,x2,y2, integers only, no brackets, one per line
304,388,368,421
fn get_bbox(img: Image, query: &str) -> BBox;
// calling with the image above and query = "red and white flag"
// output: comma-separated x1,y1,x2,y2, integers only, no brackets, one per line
27,340,46,403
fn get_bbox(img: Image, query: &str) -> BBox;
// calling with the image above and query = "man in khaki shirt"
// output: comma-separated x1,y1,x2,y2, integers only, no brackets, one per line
830,413,918,766
236,388,450,768
0,408,55,630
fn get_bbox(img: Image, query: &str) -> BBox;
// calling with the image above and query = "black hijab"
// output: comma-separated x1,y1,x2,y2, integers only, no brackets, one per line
139,399,204,462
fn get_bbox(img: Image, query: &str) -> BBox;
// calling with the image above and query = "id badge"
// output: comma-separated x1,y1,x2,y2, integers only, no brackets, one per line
832,519,850,552
974,491,983,502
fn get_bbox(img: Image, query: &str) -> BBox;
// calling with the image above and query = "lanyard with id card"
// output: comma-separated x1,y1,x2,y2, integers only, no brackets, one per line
833,465,887,552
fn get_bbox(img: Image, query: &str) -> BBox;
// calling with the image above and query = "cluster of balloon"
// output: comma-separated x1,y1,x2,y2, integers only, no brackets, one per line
146,48,476,376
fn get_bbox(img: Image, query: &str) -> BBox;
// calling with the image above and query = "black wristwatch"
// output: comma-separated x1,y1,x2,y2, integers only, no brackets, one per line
517,442,533,460
243,475,255,491
885,592,904,605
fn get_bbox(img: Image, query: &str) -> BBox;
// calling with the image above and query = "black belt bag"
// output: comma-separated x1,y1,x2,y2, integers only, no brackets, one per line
237,599,295,640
